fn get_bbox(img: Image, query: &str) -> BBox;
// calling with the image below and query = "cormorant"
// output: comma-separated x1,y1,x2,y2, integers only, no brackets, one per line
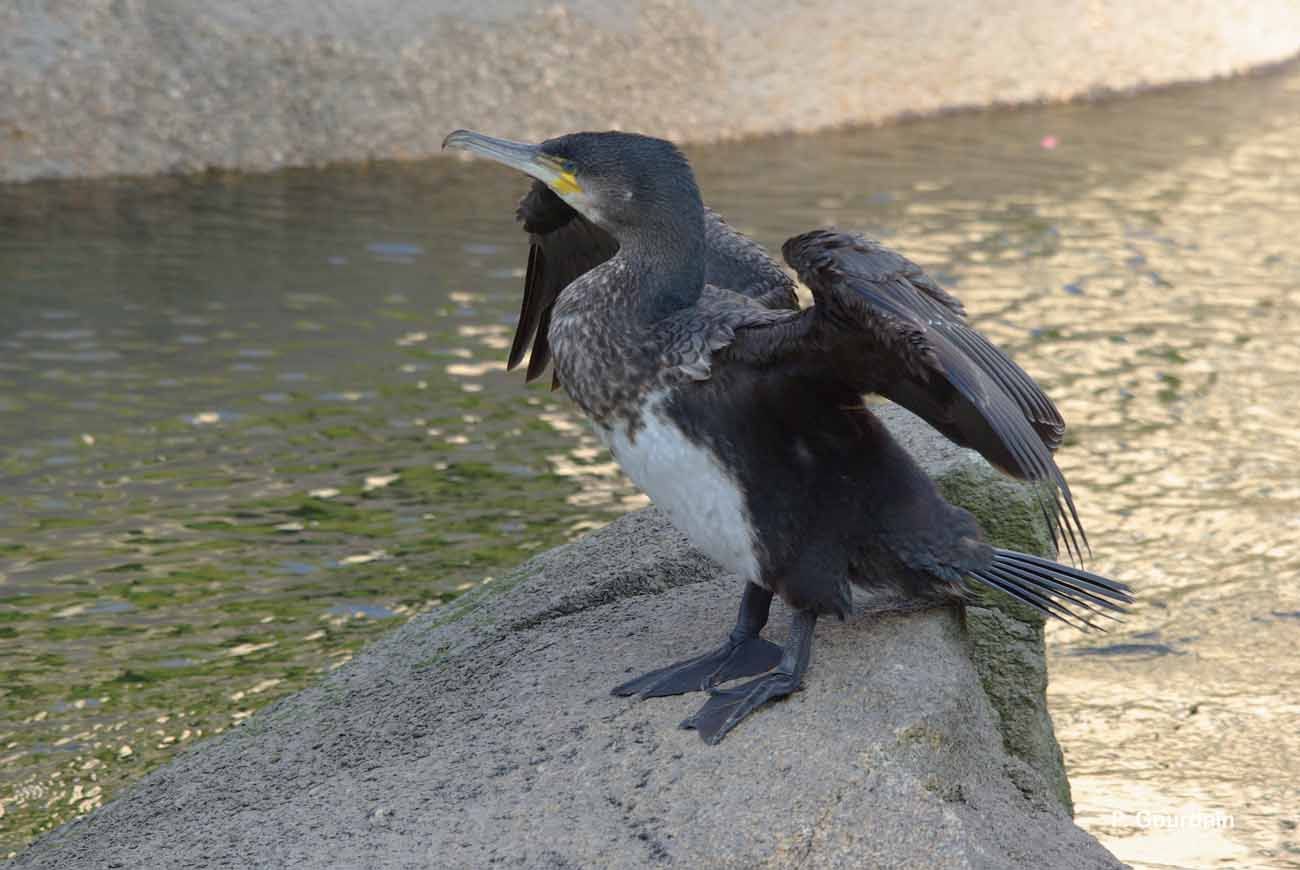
443,129,1132,744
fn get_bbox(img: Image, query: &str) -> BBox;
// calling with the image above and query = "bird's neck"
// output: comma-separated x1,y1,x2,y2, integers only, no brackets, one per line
548,208,704,424
616,215,706,324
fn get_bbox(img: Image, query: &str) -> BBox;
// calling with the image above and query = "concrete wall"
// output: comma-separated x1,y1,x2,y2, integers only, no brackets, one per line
2,0,1299,182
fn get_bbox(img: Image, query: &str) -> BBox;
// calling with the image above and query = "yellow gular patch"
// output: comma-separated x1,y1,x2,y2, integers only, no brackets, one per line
551,172,582,196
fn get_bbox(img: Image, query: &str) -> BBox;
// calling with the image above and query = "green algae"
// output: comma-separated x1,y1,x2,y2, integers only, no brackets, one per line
0,378,618,853
934,462,1074,814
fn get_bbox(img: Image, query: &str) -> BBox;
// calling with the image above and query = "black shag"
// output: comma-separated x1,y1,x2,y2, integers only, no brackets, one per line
443,129,1132,744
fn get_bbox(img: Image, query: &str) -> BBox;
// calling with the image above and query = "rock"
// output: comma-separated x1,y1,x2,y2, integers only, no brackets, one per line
10,406,1121,869
3,1,1300,182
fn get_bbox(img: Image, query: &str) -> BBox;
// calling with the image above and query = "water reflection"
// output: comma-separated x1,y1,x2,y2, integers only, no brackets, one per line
4,61,1300,864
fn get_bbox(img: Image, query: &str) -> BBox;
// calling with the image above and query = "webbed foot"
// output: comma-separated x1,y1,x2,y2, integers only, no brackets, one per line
679,608,818,744
612,582,778,698
611,636,783,698
679,669,802,744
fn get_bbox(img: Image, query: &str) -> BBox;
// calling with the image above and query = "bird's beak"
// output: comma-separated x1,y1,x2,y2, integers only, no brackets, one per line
442,130,583,197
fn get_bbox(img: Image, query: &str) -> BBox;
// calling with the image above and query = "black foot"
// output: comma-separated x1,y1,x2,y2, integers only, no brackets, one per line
681,608,818,744
610,636,783,699
679,670,802,744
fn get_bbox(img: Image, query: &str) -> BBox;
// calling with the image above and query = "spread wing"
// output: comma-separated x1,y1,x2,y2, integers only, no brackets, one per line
512,183,619,382
510,183,796,383
725,229,1084,559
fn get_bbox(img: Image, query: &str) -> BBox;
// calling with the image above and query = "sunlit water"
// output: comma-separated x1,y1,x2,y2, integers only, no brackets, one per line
4,62,1300,866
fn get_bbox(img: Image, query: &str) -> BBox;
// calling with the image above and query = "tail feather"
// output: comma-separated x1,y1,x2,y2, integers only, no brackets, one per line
993,554,1127,613
969,548,1133,631
977,568,1098,630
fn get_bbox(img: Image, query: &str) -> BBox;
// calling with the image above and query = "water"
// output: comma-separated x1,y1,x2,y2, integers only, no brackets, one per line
4,62,1300,866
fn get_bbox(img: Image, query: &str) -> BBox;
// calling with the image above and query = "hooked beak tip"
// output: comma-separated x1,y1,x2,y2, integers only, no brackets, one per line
441,129,472,152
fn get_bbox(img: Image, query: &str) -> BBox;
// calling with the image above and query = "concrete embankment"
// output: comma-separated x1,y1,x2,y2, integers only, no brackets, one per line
2,1,1299,182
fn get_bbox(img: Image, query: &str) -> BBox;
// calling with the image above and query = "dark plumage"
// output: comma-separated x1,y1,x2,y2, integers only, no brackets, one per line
443,128,1132,744
512,183,797,385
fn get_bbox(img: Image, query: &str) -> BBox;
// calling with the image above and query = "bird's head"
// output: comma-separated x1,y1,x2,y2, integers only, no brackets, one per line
443,129,703,245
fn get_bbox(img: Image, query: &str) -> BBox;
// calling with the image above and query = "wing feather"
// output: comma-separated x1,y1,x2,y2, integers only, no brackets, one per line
725,229,1086,560
511,184,619,382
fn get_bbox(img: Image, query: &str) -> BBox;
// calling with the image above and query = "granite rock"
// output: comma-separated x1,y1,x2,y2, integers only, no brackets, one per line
11,406,1122,869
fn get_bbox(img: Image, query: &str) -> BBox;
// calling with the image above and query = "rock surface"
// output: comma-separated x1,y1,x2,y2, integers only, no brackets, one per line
10,406,1121,868
3,1,1300,182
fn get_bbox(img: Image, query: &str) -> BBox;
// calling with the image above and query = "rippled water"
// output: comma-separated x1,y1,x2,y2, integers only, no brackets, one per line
4,62,1300,865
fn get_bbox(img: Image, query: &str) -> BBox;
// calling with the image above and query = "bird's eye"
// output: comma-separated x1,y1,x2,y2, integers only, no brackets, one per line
561,159,578,175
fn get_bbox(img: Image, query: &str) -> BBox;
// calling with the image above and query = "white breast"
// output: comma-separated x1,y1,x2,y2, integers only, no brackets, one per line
597,392,761,583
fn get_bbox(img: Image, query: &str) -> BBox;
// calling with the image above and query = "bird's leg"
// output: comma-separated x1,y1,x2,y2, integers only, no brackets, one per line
680,609,818,745
611,582,783,699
